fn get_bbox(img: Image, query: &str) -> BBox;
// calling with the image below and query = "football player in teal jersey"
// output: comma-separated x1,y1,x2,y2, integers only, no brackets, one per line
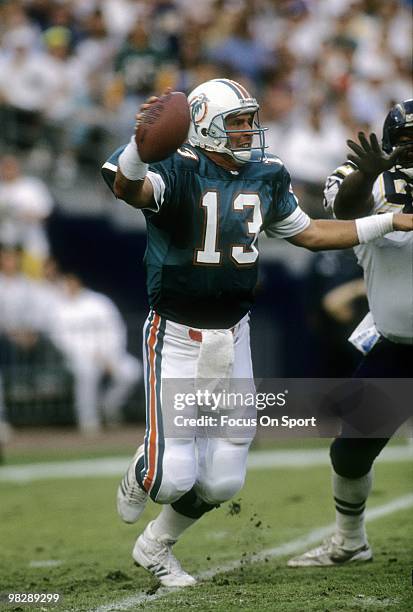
102,79,413,587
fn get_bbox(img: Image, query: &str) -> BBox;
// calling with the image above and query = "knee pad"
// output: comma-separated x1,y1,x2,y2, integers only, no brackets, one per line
153,471,196,504
197,473,245,505
152,445,197,503
196,438,251,504
330,437,385,479
145,438,197,503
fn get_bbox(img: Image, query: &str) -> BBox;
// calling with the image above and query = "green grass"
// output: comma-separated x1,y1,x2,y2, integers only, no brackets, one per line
0,451,411,611
2,445,131,465
2,435,332,465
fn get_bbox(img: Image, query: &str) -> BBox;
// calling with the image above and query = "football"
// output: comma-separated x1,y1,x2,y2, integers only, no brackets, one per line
135,91,190,163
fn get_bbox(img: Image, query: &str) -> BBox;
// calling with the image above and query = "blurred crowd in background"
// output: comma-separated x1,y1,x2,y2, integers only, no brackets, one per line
0,0,411,434
1,0,412,201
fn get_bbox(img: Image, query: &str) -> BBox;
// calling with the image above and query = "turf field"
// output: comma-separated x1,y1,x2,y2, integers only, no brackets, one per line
0,440,412,612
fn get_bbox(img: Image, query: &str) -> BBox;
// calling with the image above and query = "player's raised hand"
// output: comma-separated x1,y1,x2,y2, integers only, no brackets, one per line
134,88,189,163
135,96,159,128
347,132,403,178
135,88,172,127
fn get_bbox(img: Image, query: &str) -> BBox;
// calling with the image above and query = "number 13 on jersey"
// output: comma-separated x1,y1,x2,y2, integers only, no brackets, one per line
195,191,263,265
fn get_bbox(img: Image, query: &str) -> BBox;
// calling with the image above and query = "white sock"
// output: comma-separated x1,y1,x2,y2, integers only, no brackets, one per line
332,469,373,548
150,505,198,542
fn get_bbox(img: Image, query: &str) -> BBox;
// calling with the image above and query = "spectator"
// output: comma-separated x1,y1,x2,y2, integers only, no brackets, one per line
0,0,410,199
261,80,297,156
0,245,69,430
0,155,53,278
34,256,65,319
281,101,348,214
0,2,39,50
276,0,328,64
0,245,49,414
206,5,275,84
100,0,146,40
47,273,142,434
39,25,87,153
0,244,42,345
74,9,116,78
112,20,164,102
0,27,45,149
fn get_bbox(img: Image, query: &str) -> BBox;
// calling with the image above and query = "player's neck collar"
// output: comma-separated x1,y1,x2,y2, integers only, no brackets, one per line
201,150,244,172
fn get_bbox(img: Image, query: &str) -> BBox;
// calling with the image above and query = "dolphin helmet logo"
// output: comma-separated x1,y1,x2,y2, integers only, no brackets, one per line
189,93,209,132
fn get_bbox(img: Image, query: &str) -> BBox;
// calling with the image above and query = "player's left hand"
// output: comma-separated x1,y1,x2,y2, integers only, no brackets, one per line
347,132,403,178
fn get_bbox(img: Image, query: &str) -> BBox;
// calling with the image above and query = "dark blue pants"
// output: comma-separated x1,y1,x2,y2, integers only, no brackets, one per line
330,338,412,479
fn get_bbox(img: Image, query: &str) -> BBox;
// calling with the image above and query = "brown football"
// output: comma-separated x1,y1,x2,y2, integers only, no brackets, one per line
135,91,190,163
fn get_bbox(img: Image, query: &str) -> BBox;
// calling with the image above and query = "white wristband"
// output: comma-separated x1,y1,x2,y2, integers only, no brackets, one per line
118,136,148,181
355,212,394,244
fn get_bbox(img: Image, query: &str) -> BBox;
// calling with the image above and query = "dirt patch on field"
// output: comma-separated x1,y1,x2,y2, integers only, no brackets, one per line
3,425,146,455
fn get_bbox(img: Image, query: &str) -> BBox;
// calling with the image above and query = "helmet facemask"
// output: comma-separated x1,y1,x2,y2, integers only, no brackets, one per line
206,107,267,163
395,132,413,174
382,100,413,176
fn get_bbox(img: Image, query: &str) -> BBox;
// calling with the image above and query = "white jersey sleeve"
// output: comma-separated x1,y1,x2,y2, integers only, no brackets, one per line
324,161,411,217
323,161,358,216
264,206,311,238
145,171,166,212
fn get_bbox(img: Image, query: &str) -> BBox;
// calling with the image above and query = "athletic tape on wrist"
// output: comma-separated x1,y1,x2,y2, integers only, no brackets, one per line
118,136,148,181
355,212,394,244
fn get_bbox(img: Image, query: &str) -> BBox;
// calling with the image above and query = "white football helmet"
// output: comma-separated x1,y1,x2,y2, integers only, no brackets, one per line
187,78,267,163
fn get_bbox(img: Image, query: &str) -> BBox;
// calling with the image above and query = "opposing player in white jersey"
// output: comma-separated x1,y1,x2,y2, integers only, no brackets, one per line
289,99,413,567
102,81,413,586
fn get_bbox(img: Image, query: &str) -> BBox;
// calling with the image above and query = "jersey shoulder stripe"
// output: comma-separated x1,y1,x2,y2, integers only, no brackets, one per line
101,145,126,195
330,160,358,180
176,145,199,162
373,169,413,213
263,153,283,166
323,160,357,213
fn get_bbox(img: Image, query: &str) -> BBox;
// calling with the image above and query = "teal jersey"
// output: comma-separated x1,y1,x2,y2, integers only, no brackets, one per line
102,145,301,328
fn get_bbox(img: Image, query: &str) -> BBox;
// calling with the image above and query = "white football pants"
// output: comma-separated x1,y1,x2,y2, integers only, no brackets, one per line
140,310,255,505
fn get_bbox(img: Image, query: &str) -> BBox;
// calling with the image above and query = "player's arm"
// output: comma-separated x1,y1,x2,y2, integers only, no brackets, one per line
288,213,413,251
321,278,366,324
266,164,411,250
266,166,411,249
113,96,160,209
113,167,154,210
332,132,403,219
